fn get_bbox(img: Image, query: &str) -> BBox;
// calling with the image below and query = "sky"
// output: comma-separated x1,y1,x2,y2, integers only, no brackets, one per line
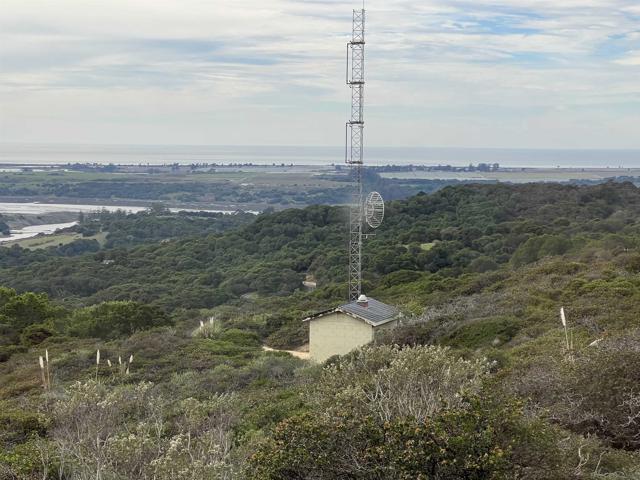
0,0,639,149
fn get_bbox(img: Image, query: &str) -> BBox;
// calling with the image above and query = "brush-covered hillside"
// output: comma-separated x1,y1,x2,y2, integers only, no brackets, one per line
1,182,639,479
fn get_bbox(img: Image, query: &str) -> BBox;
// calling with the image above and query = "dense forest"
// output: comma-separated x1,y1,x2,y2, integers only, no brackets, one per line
1,182,640,478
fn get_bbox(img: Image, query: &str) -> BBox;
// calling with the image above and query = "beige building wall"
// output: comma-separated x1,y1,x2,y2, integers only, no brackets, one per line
375,319,399,333
309,312,373,363
372,318,399,340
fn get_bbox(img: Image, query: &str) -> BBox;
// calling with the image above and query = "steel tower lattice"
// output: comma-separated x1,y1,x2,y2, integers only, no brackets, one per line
346,8,365,301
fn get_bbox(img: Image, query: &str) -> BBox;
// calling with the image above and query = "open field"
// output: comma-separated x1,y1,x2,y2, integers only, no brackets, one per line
0,165,340,187
2,231,107,249
379,167,640,183
6,164,635,187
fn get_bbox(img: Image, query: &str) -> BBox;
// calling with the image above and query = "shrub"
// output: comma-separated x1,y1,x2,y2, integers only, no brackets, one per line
0,344,27,363
469,256,499,273
65,301,171,339
511,235,573,267
20,323,57,346
0,438,58,479
310,345,488,423
510,330,640,450
444,316,522,349
0,405,48,445
217,329,261,347
247,397,553,480
46,381,238,479
559,332,640,449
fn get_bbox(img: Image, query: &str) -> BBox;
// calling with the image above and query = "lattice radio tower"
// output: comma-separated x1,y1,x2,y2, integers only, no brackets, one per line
345,7,366,301
345,5,385,302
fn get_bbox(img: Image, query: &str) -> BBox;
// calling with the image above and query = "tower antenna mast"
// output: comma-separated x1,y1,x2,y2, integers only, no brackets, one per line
345,6,366,301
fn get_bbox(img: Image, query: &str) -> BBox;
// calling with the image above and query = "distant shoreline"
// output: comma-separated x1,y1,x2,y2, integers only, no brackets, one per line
0,163,638,172
0,163,638,186
1,144,639,168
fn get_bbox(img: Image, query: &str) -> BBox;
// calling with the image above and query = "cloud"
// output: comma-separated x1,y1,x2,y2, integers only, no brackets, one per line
615,51,640,65
0,0,638,148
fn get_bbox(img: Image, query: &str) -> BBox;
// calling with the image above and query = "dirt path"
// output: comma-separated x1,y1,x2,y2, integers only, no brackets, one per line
262,346,310,360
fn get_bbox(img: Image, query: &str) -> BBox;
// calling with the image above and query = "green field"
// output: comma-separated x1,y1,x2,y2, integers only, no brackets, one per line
379,167,640,183
3,231,107,250
0,166,340,187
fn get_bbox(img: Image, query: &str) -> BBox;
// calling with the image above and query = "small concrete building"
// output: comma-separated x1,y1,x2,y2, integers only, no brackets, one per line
303,295,401,363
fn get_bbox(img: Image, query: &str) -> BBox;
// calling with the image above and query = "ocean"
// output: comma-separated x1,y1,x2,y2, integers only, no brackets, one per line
1,144,639,169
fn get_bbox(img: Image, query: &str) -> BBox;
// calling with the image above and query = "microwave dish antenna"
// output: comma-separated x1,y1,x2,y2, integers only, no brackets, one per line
364,191,384,229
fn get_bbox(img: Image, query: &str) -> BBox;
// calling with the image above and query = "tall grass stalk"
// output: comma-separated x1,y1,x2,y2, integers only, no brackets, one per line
194,317,223,339
560,307,570,351
96,349,100,381
560,307,574,361
39,356,46,390
45,349,51,390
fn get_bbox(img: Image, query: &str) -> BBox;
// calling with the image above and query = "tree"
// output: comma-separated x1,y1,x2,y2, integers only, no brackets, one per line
0,291,63,332
65,301,171,339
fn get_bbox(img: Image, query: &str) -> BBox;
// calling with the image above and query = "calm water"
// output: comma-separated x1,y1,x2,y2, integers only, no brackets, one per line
0,202,256,244
0,202,255,215
0,202,148,215
0,221,78,244
1,144,639,168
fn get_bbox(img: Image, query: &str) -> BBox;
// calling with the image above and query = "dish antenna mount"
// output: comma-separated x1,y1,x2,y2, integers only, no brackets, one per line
345,6,385,301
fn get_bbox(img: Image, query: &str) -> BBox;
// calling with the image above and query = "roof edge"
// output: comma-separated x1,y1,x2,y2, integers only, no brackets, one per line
302,308,338,323
303,307,402,327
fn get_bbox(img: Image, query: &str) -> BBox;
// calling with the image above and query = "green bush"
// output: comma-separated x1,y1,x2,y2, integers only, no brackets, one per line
444,316,522,349
20,323,57,346
65,301,171,339
217,328,261,347
0,344,27,363
469,256,499,273
246,398,554,480
511,235,573,267
0,405,48,445
0,438,59,479
0,322,18,346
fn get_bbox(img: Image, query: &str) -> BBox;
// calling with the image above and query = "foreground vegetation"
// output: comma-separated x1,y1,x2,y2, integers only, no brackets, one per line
1,181,640,478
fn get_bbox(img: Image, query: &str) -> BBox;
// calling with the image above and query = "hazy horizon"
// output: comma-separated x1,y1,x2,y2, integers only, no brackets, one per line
1,143,639,169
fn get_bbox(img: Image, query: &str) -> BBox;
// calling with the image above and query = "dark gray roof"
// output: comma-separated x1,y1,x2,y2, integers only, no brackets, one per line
303,297,400,327
338,298,400,326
